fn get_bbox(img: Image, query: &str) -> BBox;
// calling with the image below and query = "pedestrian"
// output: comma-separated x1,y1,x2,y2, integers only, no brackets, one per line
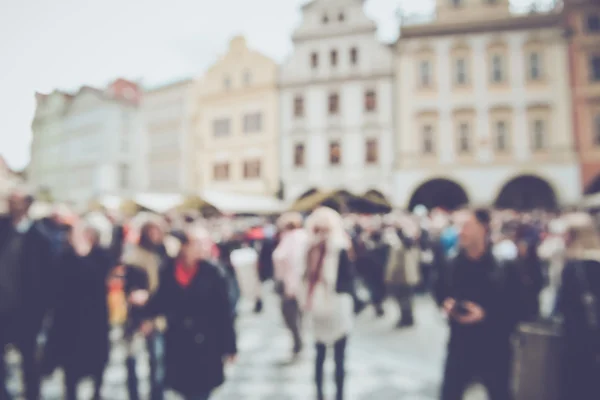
230,236,262,313
122,218,167,400
42,219,112,400
273,212,308,360
303,207,356,400
0,187,55,400
556,213,600,400
131,225,237,400
434,208,520,400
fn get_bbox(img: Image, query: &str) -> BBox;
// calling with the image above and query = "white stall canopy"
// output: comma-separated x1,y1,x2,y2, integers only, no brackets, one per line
133,193,185,213
200,190,285,215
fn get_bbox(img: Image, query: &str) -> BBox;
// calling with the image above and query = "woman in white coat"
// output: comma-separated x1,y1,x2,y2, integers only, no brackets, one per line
303,207,356,400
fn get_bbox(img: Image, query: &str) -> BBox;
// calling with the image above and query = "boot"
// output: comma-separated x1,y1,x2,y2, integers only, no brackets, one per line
126,357,139,400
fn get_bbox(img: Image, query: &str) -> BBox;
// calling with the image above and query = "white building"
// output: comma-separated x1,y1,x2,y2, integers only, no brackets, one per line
279,0,395,203
29,79,145,205
394,0,580,210
142,78,195,194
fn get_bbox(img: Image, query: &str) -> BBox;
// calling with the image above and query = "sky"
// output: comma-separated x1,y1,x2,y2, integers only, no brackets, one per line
0,0,537,171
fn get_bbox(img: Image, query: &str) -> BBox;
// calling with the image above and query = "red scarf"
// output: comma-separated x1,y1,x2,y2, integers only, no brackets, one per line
175,259,199,288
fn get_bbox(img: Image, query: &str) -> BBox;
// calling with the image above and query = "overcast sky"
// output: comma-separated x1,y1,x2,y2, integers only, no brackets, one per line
0,0,538,171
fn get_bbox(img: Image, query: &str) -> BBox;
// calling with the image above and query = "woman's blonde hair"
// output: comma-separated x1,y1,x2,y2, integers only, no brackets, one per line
564,212,600,259
305,207,349,248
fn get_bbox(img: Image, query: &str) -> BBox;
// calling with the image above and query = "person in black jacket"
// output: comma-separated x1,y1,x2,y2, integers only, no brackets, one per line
132,226,237,400
0,188,54,400
42,220,112,400
434,209,519,400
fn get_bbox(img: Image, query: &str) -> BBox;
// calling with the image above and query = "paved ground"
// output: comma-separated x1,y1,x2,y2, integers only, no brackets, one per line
6,288,489,399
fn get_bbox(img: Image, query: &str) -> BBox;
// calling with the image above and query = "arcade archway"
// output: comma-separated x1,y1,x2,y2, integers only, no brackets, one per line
408,179,469,211
494,175,557,210
585,175,600,195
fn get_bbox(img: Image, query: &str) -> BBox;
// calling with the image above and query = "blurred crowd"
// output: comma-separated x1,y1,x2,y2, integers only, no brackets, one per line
1,185,600,400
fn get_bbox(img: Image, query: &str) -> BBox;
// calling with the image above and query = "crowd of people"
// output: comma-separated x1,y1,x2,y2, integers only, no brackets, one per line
1,185,600,400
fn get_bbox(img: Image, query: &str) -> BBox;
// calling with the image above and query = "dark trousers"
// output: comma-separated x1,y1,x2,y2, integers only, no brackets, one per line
1,317,41,400
65,369,103,400
389,286,414,324
315,336,347,400
126,331,164,400
441,345,512,400
281,297,303,353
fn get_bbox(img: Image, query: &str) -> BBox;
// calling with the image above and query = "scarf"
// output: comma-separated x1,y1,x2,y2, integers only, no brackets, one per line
175,259,198,288
305,240,327,310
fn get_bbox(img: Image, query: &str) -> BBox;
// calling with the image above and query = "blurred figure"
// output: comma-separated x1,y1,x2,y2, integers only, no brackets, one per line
304,207,356,400
134,226,237,400
556,213,600,400
122,218,167,400
273,212,308,359
230,236,262,313
43,220,112,400
435,209,519,400
513,225,544,322
363,230,388,317
0,187,54,400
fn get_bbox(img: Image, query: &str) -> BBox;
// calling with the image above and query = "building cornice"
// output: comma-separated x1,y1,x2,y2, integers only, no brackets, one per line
398,12,562,41
279,71,393,89
292,26,377,43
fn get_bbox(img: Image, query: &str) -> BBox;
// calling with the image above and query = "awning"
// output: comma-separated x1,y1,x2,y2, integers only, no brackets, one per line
200,190,285,214
133,193,185,213
582,192,600,209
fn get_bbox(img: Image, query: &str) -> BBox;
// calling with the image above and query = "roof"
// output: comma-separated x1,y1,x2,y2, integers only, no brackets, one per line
144,77,194,93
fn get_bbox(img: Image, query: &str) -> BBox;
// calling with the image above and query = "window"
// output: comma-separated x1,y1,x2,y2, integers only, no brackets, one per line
587,15,600,32
213,163,230,181
294,144,305,167
311,52,319,69
243,112,262,133
330,50,338,67
338,12,345,22
350,47,358,65
419,60,431,87
364,90,377,112
532,119,547,151
329,141,341,165
451,0,462,7
422,125,434,154
328,93,340,115
294,96,305,118
243,70,252,86
457,123,471,153
528,52,542,81
224,76,231,90
491,54,505,83
243,160,261,179
322,14,329,24
455,58,467,85
594,114,600,146
365,139,378,164
119,164,129,189
495,121,509,152
591,56,600,81
213,118,231,137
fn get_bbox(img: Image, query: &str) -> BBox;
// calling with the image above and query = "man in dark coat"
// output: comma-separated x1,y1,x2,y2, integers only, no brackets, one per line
434,209,520,400
0,188,55,400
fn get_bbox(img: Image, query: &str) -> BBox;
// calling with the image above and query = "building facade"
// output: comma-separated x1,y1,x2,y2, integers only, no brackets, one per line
29,79,145,205
279,0,395,203
563,0,600,194
394,0,580,210
194,36,279,196
142,78,194,193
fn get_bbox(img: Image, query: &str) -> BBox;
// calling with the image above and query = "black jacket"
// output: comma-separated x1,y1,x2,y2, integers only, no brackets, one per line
145,259,237,396
0,216,54,341
434,248,520,350
43,246,111,378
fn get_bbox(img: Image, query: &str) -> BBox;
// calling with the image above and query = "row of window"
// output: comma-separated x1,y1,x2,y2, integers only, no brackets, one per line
418,52,600,88
213,160,262,181
292,139,379,168
310,47,359,69
213,112,262,137
222,69,253,90
293,90,377,118
419,119,548,156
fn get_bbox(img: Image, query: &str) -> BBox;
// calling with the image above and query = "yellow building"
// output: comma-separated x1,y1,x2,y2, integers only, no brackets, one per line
394,0,579,210
194,36,279,197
